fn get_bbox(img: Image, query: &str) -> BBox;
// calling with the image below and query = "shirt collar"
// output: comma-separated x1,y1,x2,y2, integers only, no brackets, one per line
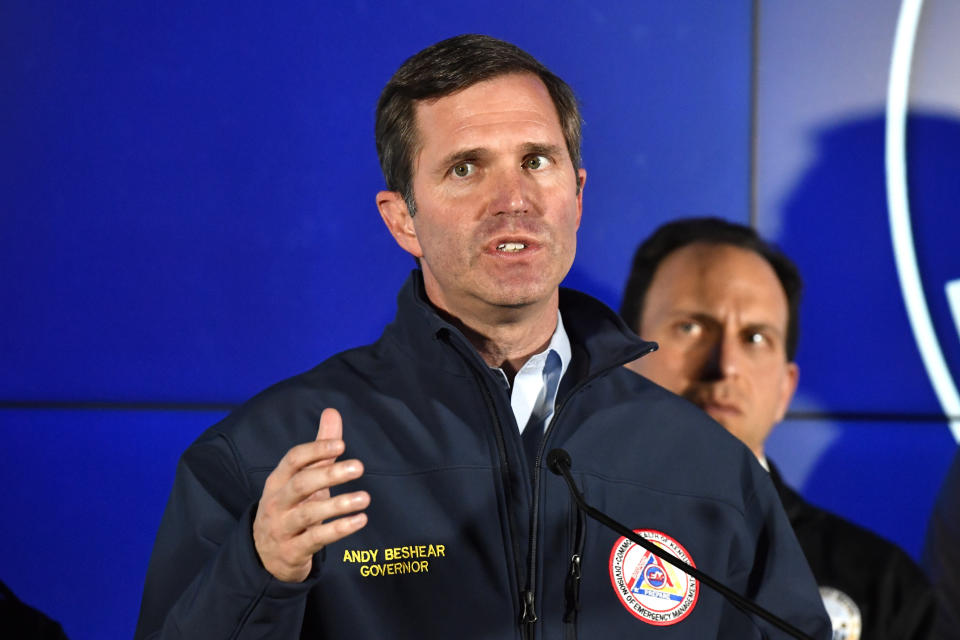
547,310,571,382
491,310,571,387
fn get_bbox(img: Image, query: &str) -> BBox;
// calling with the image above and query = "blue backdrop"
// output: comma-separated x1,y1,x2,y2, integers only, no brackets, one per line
2,2,956,638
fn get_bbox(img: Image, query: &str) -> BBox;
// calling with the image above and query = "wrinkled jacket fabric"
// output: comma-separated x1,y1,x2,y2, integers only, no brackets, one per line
136,272,831,639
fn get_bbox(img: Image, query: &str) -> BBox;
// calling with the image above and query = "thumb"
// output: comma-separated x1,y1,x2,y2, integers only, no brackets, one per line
317,407,343,442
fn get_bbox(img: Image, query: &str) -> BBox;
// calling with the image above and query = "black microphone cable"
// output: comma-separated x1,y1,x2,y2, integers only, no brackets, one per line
545,448,814,640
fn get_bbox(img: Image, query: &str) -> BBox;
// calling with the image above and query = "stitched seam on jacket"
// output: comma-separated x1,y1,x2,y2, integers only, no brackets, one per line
216,431,256,501
574,469,751,520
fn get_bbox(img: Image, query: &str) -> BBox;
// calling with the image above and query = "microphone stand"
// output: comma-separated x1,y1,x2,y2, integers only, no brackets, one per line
547,449,813,640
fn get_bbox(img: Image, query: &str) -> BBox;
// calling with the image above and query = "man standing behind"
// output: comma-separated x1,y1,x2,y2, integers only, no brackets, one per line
136,38,829,639
621,217,935,640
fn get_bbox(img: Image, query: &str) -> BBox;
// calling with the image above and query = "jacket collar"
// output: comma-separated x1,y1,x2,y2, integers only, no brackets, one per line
385,270,657,380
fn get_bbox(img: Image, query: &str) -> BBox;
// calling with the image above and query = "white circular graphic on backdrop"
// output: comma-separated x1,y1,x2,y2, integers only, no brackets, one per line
886,0,960,441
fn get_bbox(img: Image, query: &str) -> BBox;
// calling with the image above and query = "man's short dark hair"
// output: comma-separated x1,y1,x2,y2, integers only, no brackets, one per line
375,34,583,215
619,217,803,361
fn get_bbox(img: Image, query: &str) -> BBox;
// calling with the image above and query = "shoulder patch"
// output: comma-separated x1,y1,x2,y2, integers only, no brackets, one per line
819,586,862,640
608,529,699,625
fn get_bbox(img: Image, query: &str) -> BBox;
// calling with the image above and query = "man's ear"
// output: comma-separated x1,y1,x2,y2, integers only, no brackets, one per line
774,362,800,423
377,190,422,258
575,168,586,229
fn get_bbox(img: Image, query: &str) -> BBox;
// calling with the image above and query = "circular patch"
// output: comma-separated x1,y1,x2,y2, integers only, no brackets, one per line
608,529,699,625
819,586,861,640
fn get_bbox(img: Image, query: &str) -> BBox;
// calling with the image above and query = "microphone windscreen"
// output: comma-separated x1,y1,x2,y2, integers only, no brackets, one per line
546,448,572,475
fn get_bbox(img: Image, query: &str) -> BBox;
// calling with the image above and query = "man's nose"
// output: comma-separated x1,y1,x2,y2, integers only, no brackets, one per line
701,331,742,381
489,167,529,215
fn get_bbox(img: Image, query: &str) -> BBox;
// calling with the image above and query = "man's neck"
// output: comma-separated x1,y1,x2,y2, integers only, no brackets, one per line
463,316,557,382
428,293,560,383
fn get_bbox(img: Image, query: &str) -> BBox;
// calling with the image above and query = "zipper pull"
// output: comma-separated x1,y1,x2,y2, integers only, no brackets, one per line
563,554,582,623
521,589,538,623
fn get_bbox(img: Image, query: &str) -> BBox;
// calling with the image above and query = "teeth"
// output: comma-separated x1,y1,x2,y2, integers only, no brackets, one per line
497,242,526,252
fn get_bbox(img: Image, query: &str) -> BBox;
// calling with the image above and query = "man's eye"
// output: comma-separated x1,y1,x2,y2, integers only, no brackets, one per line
745,332,767,346
676,321,700,336
452,163,475,178
524,155,550,170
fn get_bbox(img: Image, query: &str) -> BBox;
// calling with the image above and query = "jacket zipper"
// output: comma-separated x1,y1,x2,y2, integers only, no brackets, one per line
563,505,585,639
440,330,530,638
443,327,656,639
524,340,658,639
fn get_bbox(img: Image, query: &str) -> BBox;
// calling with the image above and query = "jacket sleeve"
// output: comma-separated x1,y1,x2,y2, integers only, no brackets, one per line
134,433,320,639
741,469,833,640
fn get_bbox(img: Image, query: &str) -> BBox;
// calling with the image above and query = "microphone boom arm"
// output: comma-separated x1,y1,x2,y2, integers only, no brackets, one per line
548,450,813,640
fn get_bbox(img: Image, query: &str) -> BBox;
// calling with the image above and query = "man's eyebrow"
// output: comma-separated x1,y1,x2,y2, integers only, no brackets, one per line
664,309,715,320
743,322,786,338
437,147,489,170
670,311,720,328
521,142,565,157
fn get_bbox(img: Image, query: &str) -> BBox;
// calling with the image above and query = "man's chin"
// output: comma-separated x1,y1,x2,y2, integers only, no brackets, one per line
703,406,741,430
482,279,557,309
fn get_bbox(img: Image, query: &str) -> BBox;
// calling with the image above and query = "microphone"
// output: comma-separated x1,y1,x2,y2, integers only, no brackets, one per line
546,448,572,475
546,448,813,640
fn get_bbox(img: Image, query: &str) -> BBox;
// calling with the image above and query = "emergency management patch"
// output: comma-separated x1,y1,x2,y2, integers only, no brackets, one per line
819,586,862,640
608,529,698,625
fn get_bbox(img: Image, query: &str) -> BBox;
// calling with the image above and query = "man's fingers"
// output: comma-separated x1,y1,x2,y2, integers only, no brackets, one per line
277,459,364,510
264,409,346,490
303,408,345,471
294,512,369,556
254,407,363,583
268,438,345,488
317,407,343,443
281,490,371,536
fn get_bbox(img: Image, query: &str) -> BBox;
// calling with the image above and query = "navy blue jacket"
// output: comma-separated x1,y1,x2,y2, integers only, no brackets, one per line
136,272,831,639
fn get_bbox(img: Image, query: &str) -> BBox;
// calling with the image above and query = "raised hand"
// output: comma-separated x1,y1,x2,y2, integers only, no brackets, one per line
252,408,370,582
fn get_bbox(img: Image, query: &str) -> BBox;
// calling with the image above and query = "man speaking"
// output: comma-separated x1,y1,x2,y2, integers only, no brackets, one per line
135,36,829,639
